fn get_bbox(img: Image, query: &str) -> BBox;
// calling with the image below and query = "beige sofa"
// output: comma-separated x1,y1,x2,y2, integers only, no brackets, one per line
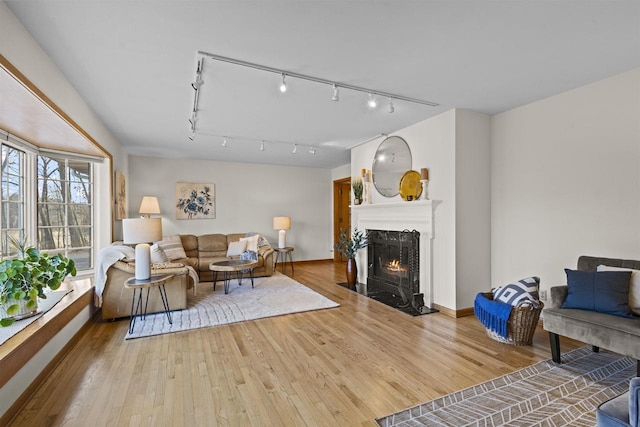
99,233,274,319
175,233,275,281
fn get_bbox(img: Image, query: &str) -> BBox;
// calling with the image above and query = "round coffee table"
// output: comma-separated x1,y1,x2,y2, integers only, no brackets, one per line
209,259,259,294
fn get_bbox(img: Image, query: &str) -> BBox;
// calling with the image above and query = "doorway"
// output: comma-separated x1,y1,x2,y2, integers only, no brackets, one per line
333,177,351,262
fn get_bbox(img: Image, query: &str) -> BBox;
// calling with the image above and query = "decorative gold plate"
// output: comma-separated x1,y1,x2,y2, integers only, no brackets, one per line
399,170,423,201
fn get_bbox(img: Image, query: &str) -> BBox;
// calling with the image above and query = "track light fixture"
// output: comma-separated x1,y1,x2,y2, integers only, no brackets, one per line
368,92,377,109
222,137,228,147
191,58,204,90
194,51,440,107
309,147,316,154
188,129,196,141
332,84,339,101
279,73,287,93
387,98,395,113
260,141,265,151
292,144,297,154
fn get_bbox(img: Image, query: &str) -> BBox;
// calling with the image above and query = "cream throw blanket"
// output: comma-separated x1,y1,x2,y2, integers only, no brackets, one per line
94,245,135,306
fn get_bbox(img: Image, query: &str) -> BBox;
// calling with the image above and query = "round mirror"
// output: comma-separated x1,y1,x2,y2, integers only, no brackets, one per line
372,136,412,197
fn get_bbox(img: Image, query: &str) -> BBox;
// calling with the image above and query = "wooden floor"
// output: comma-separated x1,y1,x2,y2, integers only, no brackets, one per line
9,261,581,427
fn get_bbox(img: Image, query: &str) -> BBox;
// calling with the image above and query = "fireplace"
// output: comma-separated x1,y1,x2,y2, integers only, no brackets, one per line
367,228,420,302
351,200,440,311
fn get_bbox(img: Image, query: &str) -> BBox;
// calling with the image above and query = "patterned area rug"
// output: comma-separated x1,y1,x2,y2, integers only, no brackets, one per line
376,346,635,426
125,272,339,339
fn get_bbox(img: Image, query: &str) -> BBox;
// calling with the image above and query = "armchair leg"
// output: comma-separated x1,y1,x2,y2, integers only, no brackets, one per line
549,332,561,363
592,345,600,353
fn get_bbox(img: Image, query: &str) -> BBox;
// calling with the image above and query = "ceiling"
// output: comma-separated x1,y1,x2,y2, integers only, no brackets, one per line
5,1,640,169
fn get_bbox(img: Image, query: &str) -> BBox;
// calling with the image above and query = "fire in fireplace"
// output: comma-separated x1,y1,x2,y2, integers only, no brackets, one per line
366,229,430,315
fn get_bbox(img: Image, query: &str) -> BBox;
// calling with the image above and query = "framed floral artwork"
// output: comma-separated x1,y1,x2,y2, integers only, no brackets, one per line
175,182,215,219
115,170,126,220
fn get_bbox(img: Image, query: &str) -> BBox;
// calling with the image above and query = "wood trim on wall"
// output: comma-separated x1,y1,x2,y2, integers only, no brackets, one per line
0,53,115,242
432,303,475,318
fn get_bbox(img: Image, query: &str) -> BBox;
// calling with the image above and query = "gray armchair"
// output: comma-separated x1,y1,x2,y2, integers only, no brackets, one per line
596,377,640,427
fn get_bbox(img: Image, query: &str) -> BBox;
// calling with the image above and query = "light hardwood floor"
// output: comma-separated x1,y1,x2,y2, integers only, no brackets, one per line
9,261,581,426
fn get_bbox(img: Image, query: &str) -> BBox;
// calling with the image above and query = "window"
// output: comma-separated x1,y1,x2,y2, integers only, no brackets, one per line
37,155,93,270
1,145,25,258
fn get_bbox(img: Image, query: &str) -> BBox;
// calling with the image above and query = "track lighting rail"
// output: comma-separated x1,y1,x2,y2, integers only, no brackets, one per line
196,51,439,108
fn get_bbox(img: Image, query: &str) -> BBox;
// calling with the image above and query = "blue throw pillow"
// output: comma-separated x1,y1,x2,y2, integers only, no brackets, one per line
493,276,540,307
562,269,634,318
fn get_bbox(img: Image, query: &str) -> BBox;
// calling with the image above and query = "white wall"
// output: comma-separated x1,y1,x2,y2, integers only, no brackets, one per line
128,155,334,261
455,109,492,307
492,68,640,296
350,109,491,310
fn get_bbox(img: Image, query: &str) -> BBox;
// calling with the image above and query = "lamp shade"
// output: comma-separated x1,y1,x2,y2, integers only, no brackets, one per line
122,218,162,244
273,216,291,231
138,196,161,216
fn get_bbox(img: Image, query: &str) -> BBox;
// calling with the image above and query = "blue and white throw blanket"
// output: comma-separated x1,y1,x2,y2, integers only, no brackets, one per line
239,250,258,273
474,293,512,339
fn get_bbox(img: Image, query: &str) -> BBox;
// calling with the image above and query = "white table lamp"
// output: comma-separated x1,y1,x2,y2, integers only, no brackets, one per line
273,216,291,249
138,196,161,218
123,217,162,280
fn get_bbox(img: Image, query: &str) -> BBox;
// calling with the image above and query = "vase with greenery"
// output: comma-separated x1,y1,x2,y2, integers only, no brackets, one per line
0,238,76,327
334,228,368,287
352,177,364,205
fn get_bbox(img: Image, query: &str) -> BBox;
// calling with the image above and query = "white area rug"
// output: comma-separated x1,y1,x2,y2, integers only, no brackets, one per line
125,272,339,339
0,290,72,346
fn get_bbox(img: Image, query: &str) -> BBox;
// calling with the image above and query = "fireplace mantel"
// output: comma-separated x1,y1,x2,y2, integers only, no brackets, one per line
351,200,441,307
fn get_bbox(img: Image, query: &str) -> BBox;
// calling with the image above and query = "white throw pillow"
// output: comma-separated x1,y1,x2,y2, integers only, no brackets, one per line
156,235,187,260
240,234,260,253
226,240,248,257
597,264,640,315
150,243,169,264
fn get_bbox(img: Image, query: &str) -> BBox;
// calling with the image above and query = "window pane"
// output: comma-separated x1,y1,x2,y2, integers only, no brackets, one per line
69,182,91,203
3,202,23,228
68,248,91,270
38,203,65,227
67,227,91,248
38,179,65,203
68,160,91,182
2,178,21,201
68,204,91,226
1,230,23,258
38,227,65,250
38,156,63,180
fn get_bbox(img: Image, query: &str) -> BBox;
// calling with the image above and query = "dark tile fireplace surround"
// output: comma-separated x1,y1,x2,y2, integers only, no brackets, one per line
350,229,437,316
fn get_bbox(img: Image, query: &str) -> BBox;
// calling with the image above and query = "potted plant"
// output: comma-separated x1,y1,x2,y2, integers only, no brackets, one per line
0,238,76,327
334,227,368,287
352,177,364,205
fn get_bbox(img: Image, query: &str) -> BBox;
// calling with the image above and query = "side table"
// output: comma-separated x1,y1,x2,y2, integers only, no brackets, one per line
273,247,294,275
124,274,174,333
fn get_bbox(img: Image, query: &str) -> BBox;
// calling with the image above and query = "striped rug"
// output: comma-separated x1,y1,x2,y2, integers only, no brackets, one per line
376,346,635,426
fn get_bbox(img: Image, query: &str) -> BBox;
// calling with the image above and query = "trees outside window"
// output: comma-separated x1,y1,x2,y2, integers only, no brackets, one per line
1,145,24,258
37,156,93,270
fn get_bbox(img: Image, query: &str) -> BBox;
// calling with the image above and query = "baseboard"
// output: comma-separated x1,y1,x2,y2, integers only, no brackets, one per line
432,303,474,318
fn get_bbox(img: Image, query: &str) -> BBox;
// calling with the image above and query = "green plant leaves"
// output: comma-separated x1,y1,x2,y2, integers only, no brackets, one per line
1,246,76,327
0,318,15,327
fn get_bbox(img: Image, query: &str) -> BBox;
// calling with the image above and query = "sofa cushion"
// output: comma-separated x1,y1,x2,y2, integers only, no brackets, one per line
240,234,260,253
156,235,187,260
150,244,169,263
598,265,640,315
198,234,228,253
562,269,634,318
227,240,247,257
493,276,540,307
180,234,199,258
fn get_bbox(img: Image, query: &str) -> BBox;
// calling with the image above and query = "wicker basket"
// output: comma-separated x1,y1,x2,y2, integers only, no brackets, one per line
479,292,544,346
